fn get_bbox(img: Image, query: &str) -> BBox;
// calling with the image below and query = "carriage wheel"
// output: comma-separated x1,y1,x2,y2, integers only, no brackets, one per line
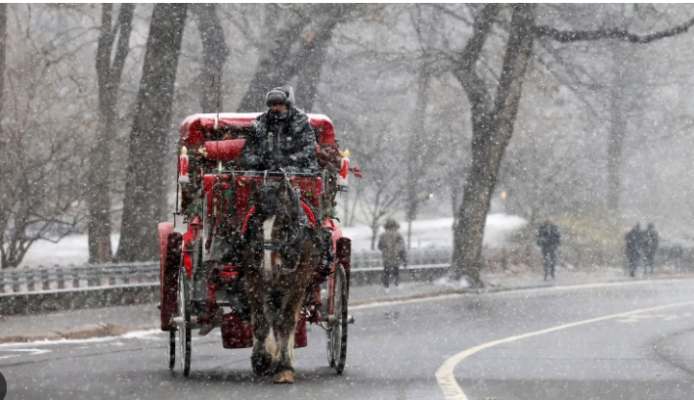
167,330,176,370
178,269,192,377
328,264,348,374
326,284,335,368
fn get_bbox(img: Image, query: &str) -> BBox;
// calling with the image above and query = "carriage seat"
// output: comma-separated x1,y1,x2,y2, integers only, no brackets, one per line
180,112,337,163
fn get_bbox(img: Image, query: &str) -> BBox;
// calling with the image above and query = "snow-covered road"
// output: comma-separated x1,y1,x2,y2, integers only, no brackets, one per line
2,279,693,399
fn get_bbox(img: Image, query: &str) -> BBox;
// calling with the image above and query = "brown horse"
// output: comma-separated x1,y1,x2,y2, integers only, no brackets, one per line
242,178,319,384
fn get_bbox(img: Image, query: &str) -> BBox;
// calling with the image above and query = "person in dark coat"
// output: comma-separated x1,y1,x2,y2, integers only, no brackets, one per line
537,218,561,280
239,87,331,276
239,86,319,173
642,223,659,276
377,219,407,291
625,223,642,278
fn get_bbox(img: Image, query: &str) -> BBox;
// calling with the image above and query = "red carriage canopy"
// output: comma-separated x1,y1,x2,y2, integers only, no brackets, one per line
179,112,336,147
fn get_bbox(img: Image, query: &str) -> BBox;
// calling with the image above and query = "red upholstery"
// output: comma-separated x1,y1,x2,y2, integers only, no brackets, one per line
180,112,336,148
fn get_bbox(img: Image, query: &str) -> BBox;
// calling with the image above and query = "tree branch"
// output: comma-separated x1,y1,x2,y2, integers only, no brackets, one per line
109,4,134,87
535,16,694,43
452,4,499,118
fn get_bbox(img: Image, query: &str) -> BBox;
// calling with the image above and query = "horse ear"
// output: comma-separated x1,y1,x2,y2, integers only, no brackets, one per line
277,179,291,201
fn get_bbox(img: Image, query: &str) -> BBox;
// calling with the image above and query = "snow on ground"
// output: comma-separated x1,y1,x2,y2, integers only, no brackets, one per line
21,235,120,268
342,213,526,252
20,214,526,267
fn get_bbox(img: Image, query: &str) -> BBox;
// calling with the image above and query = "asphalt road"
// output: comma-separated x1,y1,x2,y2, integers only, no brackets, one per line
2,279,693,400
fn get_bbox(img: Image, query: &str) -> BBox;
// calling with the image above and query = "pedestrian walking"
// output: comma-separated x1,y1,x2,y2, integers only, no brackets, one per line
642,223,659,276
625,223,642,278
377,219,407,292
537,218,561,281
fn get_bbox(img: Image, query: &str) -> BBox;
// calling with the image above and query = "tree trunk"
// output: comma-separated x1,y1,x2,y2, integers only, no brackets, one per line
606,43,627,213
236,7,306,112
294,5,343,112
405,61,431,249
371,222,378,251
88,4,134,264
606,82,626,213
115,4,187,262
192,4,229,113
0,4,5,126
452,4,536,286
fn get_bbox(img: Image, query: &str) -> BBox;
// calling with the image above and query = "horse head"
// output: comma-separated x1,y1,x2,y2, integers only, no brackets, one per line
247,178,304,274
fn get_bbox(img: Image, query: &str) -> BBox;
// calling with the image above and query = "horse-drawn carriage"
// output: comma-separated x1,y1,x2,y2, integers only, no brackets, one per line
158,112,353,382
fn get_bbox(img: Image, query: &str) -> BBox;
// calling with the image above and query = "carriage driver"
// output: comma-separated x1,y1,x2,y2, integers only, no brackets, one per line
239,86,319,172
239,86,334,279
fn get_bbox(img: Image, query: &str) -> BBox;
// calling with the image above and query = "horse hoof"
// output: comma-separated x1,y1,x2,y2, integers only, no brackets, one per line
273,370,294,384
251,352,272,377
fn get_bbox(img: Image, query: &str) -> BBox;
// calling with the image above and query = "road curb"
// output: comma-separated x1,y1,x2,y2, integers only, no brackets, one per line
0,323,157,344
349,275,694,306
349,284,547,307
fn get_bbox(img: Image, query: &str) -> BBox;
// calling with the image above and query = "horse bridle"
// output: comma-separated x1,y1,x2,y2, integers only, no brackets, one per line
249,175,316,275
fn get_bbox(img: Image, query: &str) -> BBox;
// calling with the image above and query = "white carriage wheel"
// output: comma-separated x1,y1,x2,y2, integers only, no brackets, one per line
178,269,192,377
330,264,348,374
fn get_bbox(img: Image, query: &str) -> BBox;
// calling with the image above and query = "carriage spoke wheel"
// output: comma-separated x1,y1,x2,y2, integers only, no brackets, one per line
328,264,348,374
178,270,192,377
167,330,176,370
325,278,335,367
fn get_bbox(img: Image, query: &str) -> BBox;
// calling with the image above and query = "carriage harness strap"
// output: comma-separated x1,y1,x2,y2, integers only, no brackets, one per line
241,190,321,275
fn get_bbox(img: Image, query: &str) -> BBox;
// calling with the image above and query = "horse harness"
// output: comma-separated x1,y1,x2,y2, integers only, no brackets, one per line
241,181,320,276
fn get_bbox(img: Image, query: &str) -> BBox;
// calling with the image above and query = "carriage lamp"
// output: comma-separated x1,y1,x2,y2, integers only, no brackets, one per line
337,149,350,187
501,191,507,199
189,215,203,230
178,146,190,183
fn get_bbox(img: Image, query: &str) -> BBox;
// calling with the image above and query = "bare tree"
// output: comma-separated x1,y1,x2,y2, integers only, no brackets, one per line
0,6,90,268
447,4,694,286
87,4,134,264
358,124,404,250
449,4,537,286
237,4,361,112
403,5,449,249
115,4,187,262
0,4,5,127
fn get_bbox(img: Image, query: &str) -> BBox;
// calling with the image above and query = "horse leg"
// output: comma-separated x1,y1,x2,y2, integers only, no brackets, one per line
247,277,272,376
272,299,302,384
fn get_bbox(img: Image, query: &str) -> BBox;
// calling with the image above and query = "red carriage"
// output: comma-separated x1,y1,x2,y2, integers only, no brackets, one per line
158,112,353,379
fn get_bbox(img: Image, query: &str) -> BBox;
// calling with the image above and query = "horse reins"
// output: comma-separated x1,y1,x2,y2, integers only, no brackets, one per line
244,177,319,276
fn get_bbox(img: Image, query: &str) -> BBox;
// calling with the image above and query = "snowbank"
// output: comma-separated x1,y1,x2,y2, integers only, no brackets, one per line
20,235,120,268
342,214,526,252
19,214,526,267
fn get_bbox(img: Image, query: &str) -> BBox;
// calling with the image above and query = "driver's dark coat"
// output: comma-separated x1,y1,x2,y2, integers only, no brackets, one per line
239,107,319,171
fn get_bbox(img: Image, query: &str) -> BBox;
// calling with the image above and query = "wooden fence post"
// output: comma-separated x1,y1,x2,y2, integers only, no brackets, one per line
26,268,35,292
56,267,65,289
11,269,20,293
71,267,80,289
40,267,50,291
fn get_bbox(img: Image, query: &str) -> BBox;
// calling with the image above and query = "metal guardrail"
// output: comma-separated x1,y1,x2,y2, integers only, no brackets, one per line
0,249,453,295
